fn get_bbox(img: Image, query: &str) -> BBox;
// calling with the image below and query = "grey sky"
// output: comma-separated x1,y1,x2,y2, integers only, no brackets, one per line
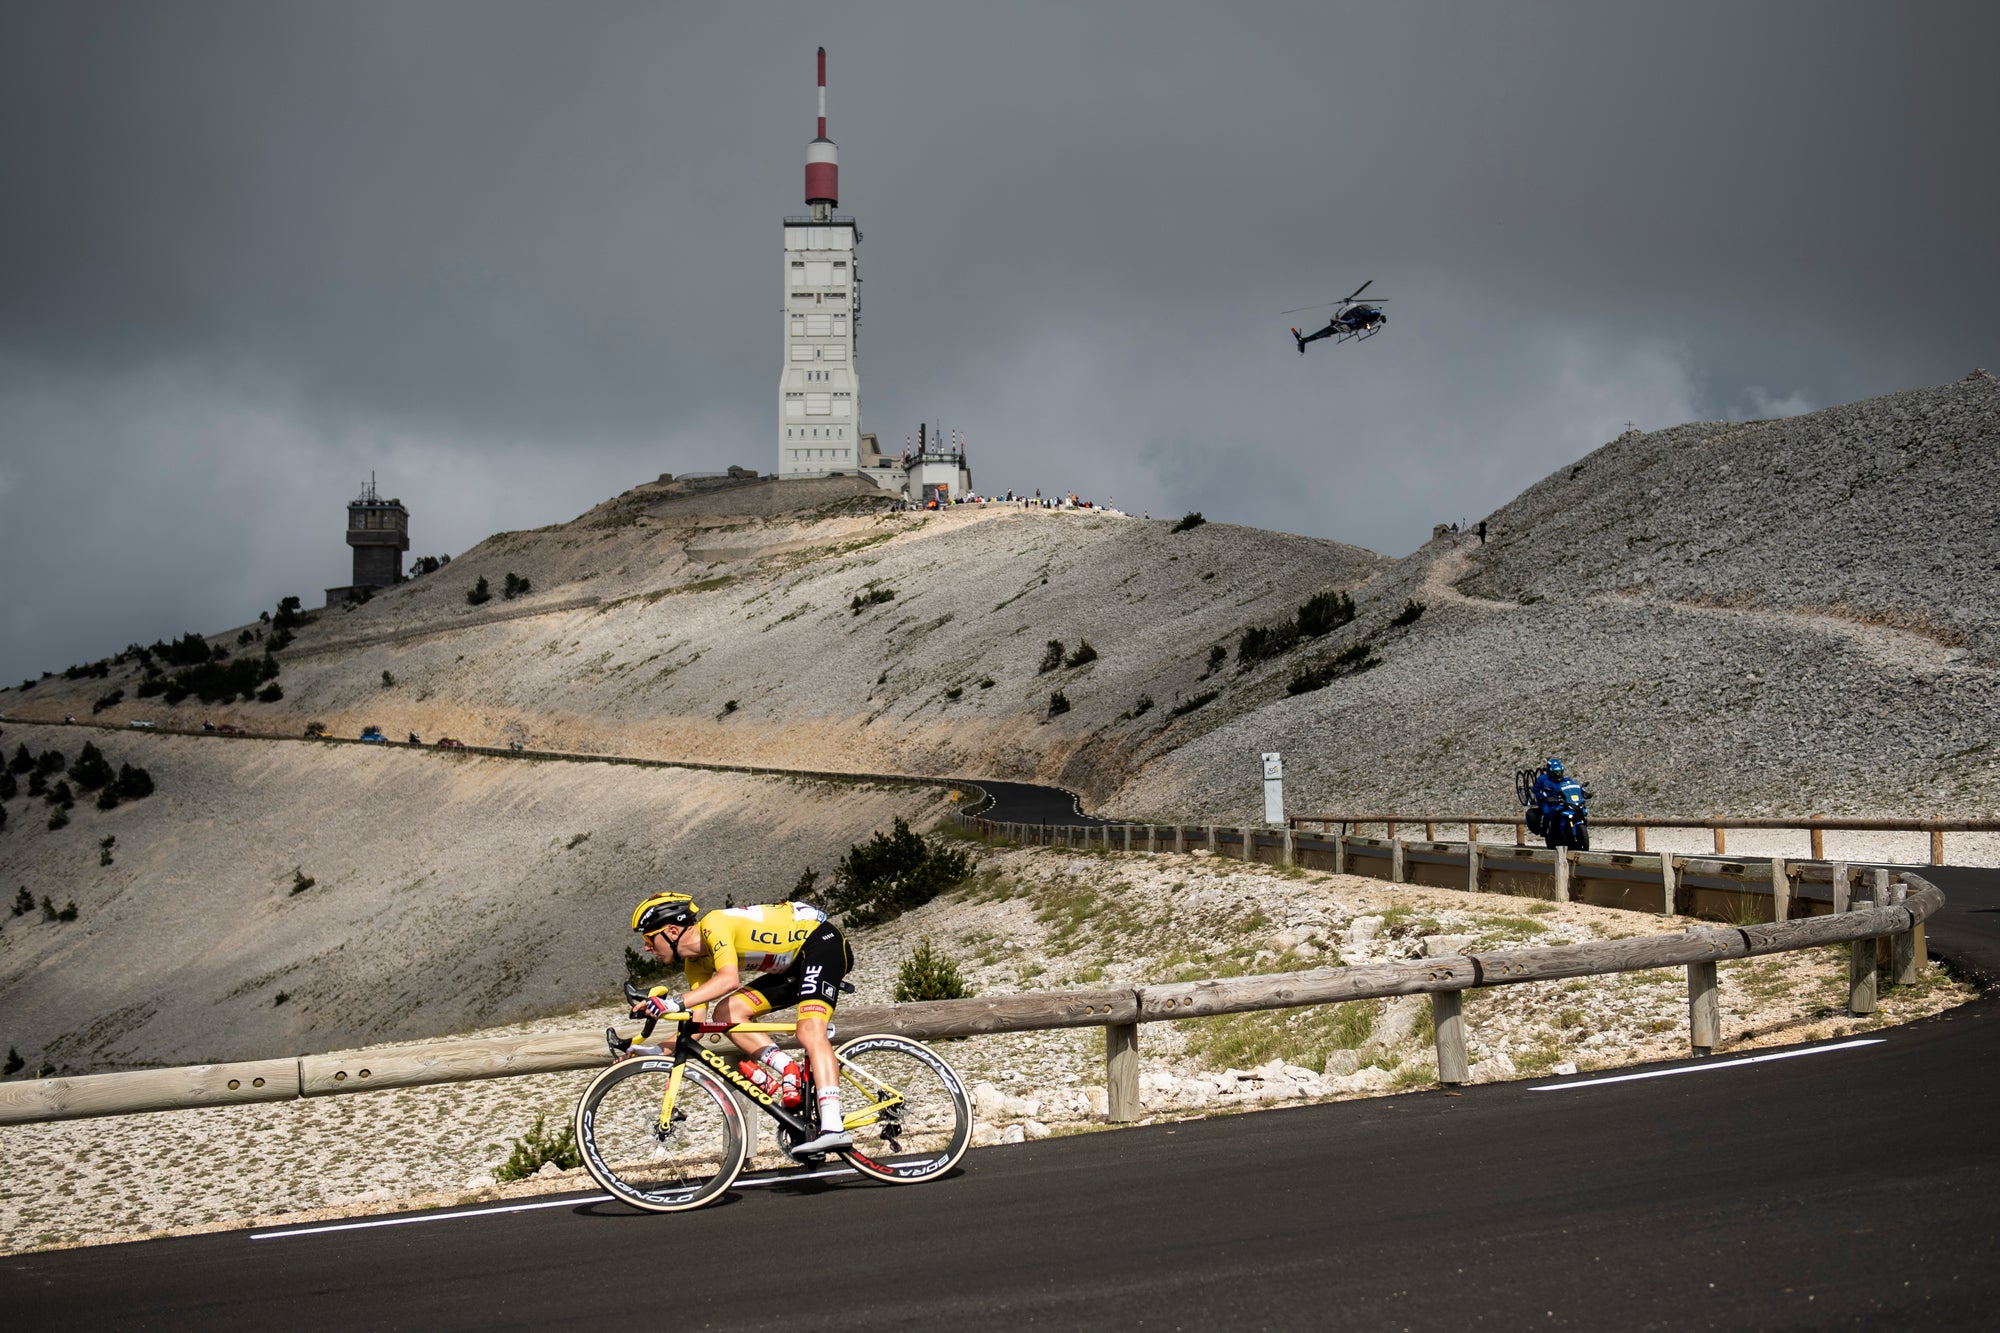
2,1,1995,684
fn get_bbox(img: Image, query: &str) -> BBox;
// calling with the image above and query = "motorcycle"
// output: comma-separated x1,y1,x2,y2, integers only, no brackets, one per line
1515,765,1592,852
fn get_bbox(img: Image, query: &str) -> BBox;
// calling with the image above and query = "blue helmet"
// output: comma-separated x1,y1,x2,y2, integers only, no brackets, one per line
1544,758,1565,780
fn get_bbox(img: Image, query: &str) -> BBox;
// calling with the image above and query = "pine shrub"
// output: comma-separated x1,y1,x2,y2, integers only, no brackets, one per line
825,818,976,927
1064,640,1098,668
893,937,975,1003
68,743,114,792
494,1113,581,1182
1039,640,1065,673
1170,511,1206,533
290,867,316,895
1047,690,1071,717
467,577,492,606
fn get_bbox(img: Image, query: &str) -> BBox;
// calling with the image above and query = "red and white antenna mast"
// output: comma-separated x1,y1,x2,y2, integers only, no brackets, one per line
804,46,839,220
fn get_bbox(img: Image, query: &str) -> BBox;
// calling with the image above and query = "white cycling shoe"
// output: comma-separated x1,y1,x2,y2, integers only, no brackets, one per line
790,1128,853,1158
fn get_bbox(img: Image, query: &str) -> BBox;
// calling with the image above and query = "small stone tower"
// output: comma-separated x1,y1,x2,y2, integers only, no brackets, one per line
326,474,408,605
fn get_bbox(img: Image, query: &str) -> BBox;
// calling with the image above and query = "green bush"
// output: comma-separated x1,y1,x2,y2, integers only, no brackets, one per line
258,683,284,703
45,780,73,810
1286,641,1381,695
1064,640,1098,668
850,586,894,615
92,688,125,714
825,818,977,927
894,938,975,1002
272,596,307,632
1389,599,1426,628
3,1048,22,1076
46,808,68,831
1047,690,1070,717
9,745,34,775
1039,640,1065,673
1238,589,1357,667
36,750,64,776
1170,511,1206,533
1132,694,1153,716
95,785,120,811
0,770,15,800
290,867,316,895
11,887,32,916
977,677,995,689
503,572,532,600
467,577,492,606
68,743,114,792
99,835,115,866
495,1113,581,1182
381,670,396,688
1169,690,1219,717
116,764,154,801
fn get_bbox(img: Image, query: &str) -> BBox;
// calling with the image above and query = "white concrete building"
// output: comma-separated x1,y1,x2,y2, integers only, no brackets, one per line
778,49,863,479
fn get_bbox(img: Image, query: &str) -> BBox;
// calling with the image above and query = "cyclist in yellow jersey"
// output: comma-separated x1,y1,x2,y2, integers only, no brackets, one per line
629,894,856,1157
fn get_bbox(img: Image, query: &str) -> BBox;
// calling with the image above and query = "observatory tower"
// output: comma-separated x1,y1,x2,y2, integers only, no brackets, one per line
778,47,863,478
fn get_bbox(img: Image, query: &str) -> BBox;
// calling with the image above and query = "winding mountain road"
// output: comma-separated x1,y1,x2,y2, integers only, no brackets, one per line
7,863,1995,1328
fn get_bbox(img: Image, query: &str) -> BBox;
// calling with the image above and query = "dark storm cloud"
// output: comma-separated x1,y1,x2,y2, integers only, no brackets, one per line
2,1,1995,682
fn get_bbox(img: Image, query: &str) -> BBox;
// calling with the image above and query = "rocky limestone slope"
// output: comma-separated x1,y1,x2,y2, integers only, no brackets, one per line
1114,372,2000,821
0,722,950,1070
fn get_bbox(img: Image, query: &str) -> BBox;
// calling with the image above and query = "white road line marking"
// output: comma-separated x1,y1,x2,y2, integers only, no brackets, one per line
1528,1038,1885,1092
252,1194,604,1239
251,1164,865,1239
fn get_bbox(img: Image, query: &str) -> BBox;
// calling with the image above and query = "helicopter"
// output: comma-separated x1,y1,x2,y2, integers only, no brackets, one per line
1286,279,1389,353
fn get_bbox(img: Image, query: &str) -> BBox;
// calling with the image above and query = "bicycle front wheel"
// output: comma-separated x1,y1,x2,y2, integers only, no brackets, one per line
574,1057,747,1212
834,1033,973,1185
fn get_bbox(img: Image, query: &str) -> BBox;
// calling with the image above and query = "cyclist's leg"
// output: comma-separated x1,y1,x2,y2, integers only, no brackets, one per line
712,987,778,1059
792,925,851,1144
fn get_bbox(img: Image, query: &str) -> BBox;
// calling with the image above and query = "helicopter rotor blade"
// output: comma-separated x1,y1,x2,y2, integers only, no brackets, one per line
1280,302,1337,315
1341,279,1375,304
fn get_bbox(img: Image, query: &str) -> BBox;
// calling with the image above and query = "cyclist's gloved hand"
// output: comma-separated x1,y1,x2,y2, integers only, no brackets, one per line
632,991,681,1019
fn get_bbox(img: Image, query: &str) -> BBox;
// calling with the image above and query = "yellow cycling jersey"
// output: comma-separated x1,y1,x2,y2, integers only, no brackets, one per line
685,902,830,988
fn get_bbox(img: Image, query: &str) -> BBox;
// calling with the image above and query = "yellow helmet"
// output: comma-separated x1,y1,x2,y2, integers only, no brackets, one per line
631,892,699,936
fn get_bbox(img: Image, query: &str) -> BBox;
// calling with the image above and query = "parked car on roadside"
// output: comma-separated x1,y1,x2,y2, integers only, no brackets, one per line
217,724,243,735
129,720,155,729
303,721,328,738
435,736,465,748
359,726,387,743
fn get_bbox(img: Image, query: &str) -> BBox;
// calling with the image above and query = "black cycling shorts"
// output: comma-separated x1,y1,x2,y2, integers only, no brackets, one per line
742,922,853,1018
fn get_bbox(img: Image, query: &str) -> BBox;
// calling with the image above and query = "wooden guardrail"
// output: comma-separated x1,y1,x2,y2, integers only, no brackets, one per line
0,875,1940,1127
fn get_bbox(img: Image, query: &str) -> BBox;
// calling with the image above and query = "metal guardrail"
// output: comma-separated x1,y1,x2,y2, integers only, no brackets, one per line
1286,813,1998,864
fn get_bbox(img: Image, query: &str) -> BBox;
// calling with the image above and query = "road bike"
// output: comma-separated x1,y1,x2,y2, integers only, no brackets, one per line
573,983,973,1213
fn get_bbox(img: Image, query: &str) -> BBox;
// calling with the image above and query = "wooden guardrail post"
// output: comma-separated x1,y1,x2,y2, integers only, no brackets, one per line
1123,825,1132,853
1810,821,1824,860
1553,848,1570,903
1242,825,1254,860
1282,826,1295,867
1174,825,1185,854
1634,821,1647,853
1431,991,1469,1085
1333,833,1346,875
1686,927,1720,1054
1105,1023,1140,1122
1830,861,1850,914
1771,857,1790,922
1848,874,1879,1016
1889,882,1917,986
1713,825,1726,855
1390,837,1406,883
1206,824,1218,854
1660,853,1677,915
1466,838,1481,894
1930,828,1945,866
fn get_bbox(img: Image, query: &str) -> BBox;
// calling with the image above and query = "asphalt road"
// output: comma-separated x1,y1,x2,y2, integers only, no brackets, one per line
8,874,1996,1329
962,777,1106,827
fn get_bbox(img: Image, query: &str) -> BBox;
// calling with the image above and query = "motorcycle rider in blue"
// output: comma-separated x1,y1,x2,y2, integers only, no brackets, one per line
1521,757,1591,850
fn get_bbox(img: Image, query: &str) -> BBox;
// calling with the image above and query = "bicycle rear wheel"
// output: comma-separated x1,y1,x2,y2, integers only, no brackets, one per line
574,1057,747,1212
833,1034,973,1184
